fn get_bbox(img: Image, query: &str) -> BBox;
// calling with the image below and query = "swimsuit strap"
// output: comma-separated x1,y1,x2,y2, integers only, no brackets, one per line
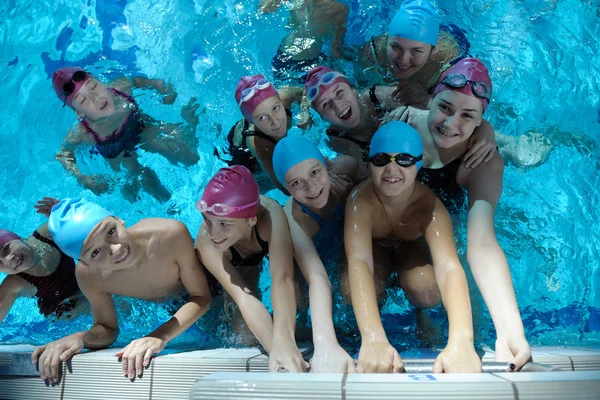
370,36,379,63
294,199,326,227
326,128,371,149
369,84,386,116
228,225,269,267
32,230,60,251
110,88,136,104
253,224,269,253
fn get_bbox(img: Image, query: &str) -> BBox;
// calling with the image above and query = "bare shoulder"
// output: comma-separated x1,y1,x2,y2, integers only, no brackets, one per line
347,179,375,209
133,218,191,244
413,182,439,213
468,152,504,182
432,31,460,63
74,262,103,291
110,76,134,93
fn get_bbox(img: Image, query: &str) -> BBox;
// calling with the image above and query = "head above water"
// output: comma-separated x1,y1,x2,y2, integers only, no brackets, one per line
389,0,439,46
273,136,327,187
0,229,35,275
48,198,113,261
0,229,20,249
52,67,90,109
198,166,260,219
432,57,493,114
305,66,351,107
235,74,280,123
369,121,424,171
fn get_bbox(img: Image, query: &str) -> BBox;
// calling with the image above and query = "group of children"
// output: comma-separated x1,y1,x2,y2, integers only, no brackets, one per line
0,0,539,383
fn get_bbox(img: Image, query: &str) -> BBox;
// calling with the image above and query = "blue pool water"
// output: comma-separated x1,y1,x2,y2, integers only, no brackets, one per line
0,0,598,352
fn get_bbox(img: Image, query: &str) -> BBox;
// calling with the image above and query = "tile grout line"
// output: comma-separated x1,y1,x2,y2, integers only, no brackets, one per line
490,372,519,400
341,371,348,400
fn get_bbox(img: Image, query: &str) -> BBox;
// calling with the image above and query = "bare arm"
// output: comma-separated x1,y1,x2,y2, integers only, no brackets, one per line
55,127,87,179
285,200,354,373
258,0,284,13
247,136,289,194
423,197,481,372
278,86,312,130
196,233,274,352
0,275,36,324
464,154,531,370
261,197,307,372
329,3,350,60
132,76,177,103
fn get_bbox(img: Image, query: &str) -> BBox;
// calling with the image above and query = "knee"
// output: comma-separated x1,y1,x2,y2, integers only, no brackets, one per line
404,283,441,309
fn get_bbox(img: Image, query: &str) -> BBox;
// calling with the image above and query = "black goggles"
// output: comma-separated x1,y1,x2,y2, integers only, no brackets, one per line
369,153,422,168
441,73,492,100
62,70,88,103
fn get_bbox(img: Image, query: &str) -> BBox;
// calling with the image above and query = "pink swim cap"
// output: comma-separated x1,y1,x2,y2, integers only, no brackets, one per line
0,229,20,248
52,67,90,109
199,166,260,219
304,66,351,106
235,75,279,123
432,57,492,113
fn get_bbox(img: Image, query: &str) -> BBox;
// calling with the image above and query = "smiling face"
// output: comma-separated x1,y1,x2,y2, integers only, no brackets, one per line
251,96,288,138
286,159,330,209
427,90,483,148
0,239,35,274
370,152,418,198
78,217,134,270
387,36,432,79
71,77,115,120
314,82,361,129
202,213,255,250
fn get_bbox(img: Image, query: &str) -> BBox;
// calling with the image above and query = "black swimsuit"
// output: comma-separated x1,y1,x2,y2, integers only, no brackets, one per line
226,109,292,173
229,225,269,267
417,157,467,214
17,231,79,317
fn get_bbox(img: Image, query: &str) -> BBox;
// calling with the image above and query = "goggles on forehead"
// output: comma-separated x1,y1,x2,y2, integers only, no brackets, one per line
196,198,259,217
441,73,492,100
238,78,273,106
306,71,346,103
62,70,88,106
369,152,422,168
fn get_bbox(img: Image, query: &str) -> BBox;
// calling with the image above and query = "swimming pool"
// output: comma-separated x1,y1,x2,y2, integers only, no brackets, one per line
0,0,598,353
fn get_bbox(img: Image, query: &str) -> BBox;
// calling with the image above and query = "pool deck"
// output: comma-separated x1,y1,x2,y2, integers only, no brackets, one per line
0,344,599,399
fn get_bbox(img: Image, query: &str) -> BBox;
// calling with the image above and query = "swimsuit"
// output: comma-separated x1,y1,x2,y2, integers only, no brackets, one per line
229,225,270,267
271,48,328,84
417,156,467,214
16,231,79,317
226,109,292,173
81,88,144,159
325,85,387,156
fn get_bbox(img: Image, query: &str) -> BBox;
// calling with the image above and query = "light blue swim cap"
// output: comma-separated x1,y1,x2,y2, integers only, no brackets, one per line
48,198,112,260
369,121,423,170
273,136,326,187
389,0,439,46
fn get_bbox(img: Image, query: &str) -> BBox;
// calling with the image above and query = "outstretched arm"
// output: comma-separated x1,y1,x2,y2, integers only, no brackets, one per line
278,86,312,129
132,76,177,104
345,186,403,373
0,276,36,324
424,198,481,373
465,154,531,371
32,266,118,383
262,197,307,372
285,201,355,373
258,0,284,13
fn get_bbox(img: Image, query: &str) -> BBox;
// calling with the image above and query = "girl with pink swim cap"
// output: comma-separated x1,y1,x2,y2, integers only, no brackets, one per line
305,65,495,180
391,57,533,372
194,165,309,373
226,74,312,192
52,67,201,203
0,198,83,324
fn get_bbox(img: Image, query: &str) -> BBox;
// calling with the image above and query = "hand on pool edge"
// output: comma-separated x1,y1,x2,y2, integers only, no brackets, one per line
115,337,166,380
495,334,532,372
32,335,84,384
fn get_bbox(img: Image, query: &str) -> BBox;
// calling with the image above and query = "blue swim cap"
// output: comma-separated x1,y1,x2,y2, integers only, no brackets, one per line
369,121,423,170
389,0,439,46
48,198,112,260
273,136,326,187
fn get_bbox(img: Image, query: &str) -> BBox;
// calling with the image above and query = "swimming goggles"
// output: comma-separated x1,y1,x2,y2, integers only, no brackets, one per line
369,152,422,168
238,78,273,106
62,70,88,99
441,73,492,100
196,198,260,217
306,71,346,103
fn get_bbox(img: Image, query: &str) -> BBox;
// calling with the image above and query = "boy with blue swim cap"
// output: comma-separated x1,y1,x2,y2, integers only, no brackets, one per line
342,121,481,374
33,198,212,385
273,135,359,373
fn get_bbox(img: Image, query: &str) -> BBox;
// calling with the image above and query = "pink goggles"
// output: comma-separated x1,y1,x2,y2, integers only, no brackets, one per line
196,198,260,217
238,78,273,106
306,71,347,103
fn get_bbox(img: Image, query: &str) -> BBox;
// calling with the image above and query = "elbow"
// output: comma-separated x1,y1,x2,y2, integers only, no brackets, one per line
190,294,211,314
